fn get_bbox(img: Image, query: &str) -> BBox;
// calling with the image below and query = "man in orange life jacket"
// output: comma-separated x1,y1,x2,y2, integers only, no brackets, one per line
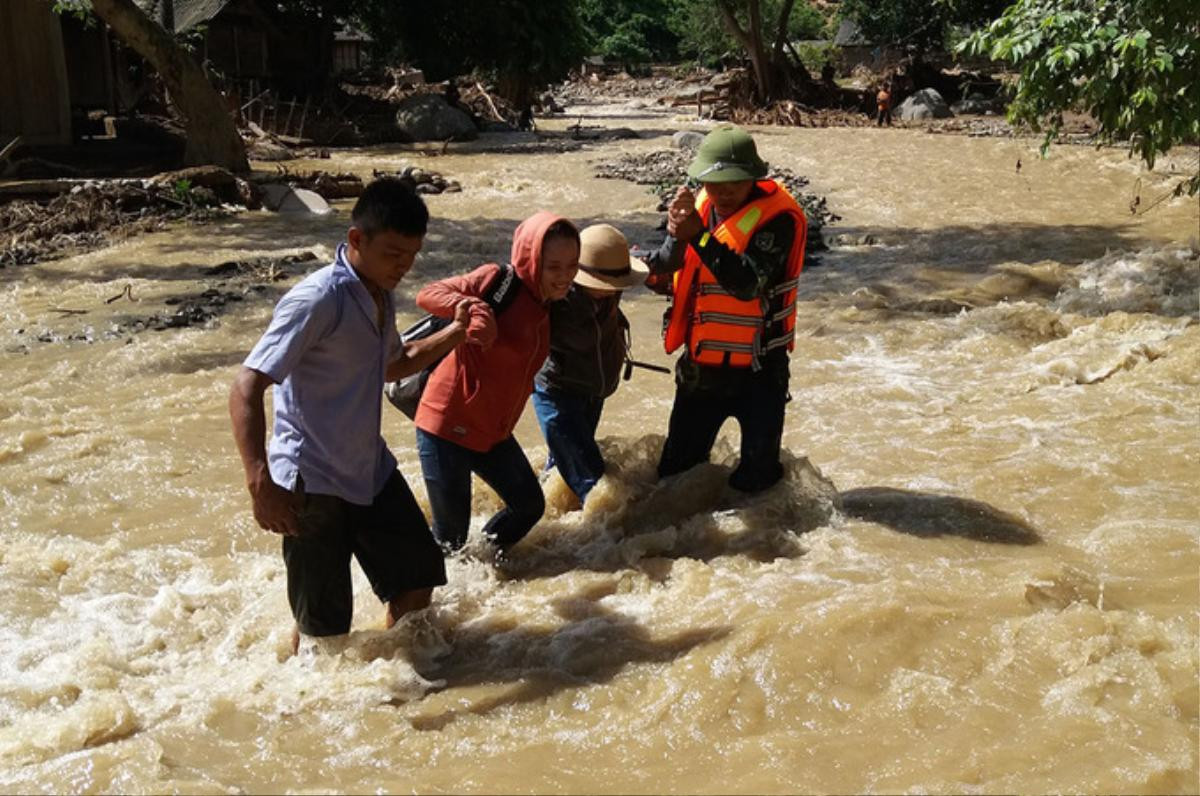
644,125,807,493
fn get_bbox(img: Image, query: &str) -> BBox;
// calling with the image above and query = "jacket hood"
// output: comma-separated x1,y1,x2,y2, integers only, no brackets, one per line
510,211,577,302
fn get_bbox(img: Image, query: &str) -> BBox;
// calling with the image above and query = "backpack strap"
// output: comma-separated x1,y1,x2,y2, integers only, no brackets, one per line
482,263,521,316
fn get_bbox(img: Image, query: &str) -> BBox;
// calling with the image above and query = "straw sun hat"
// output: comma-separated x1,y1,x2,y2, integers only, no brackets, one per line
573,224,648,291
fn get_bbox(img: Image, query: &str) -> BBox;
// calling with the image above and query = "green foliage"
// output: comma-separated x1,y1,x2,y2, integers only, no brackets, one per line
669,0,830,63
51,0,95,25
578,0,680,63
172,178,194,203
962,0,1199,192
668,0,732,64
793,41,840,72
356,0,588,104
787,1,825,40
838,0,1008,51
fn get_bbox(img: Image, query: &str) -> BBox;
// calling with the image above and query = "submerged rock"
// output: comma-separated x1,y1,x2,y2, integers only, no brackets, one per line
671,131,705,150
261,185,332,215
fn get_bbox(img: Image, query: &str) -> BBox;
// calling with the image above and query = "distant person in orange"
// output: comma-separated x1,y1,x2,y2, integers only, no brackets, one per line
876,80,893,126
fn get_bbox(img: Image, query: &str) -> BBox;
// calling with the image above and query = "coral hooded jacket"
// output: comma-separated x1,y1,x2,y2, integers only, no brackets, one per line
414,211,573,452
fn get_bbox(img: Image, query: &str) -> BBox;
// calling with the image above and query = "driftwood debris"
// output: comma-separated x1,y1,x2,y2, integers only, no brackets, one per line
474,81,506,123
105,284,136,304
0,136,23,165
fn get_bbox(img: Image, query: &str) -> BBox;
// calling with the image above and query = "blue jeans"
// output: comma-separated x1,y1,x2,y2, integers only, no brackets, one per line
531,385,606,503
415,429,546,552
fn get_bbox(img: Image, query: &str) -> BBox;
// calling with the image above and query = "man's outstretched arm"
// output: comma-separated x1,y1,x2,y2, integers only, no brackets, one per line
385,301,472,381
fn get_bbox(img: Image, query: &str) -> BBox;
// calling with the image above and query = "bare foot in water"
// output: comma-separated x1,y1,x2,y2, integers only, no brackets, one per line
386,588,433,628
290,625,300,656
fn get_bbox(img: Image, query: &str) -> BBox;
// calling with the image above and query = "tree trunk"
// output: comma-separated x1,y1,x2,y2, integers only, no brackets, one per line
716,0,773,101
771,0,795,57
90,0,248,172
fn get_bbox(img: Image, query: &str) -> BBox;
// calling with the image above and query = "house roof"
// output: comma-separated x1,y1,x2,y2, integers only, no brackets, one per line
334,21,372,43
833,18,867,46
135,0,232,33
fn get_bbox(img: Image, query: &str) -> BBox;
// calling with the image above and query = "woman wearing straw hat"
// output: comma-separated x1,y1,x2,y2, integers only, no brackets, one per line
532,224,648,505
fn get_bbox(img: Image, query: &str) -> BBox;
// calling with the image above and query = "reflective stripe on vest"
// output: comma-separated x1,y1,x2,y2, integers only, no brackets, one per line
662,180,808,369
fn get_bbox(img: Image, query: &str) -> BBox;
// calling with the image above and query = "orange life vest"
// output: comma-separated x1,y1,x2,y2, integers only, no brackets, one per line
663,180,807,369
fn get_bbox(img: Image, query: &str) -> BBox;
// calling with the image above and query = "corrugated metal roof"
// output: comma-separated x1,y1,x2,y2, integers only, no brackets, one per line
135,0,231,32
833,18,867,46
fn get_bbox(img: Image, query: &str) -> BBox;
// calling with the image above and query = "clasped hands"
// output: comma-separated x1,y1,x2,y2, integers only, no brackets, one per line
667,185,704,242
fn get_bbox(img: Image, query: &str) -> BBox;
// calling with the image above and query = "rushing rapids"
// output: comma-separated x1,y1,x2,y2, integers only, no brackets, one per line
0,97,1196,793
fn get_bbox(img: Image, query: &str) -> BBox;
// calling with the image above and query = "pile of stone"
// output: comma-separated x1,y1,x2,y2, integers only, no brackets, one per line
371,165,462,195
925,118,1018,138
555,69,710,105
123,252,322,334
254,170,365,201
8,252,321,351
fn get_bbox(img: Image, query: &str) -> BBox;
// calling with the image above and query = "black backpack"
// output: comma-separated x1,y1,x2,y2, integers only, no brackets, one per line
385,263,521,419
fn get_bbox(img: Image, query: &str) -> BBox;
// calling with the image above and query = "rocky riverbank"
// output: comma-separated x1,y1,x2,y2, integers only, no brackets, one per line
4,251,321,353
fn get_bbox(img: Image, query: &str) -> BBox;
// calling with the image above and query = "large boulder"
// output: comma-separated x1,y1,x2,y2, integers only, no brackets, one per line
395,93,478,141
896,88,953,121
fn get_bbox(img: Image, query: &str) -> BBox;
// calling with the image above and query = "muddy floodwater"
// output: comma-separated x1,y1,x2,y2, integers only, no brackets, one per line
1,99,1197,794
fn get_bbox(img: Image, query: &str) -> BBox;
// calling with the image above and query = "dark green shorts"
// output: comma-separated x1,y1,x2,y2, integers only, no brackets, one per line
283,471,446,637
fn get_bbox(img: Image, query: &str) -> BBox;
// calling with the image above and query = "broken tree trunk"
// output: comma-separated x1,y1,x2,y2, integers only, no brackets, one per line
89,0,249,173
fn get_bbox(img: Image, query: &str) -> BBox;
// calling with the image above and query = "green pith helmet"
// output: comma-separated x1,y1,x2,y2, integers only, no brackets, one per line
686,124,768,183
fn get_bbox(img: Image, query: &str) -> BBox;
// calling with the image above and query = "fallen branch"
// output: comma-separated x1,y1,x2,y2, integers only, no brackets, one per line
0,136,23,165
105,284,136,304
239,90,270,113
474,81,505,123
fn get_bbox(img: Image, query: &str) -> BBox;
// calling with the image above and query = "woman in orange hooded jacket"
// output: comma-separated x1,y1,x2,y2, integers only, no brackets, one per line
413,212,581,553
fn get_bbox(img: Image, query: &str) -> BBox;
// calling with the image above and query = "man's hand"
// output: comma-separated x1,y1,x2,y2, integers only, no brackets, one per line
452,299,473,328
248,465,301,536
667,185,704,241
230,367,301,535
387,301,473,380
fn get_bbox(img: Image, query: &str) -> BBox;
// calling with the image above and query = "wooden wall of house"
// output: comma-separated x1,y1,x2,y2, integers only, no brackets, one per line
0,0,72,146
61,17,117,111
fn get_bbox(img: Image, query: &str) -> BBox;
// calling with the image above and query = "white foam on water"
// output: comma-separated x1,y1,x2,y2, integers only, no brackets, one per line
1055,244,1199,318
1,124,1196,792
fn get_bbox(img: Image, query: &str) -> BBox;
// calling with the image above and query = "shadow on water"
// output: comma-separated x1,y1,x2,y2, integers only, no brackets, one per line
839,486,1041,545
148,349,249,374
405,580,730,728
